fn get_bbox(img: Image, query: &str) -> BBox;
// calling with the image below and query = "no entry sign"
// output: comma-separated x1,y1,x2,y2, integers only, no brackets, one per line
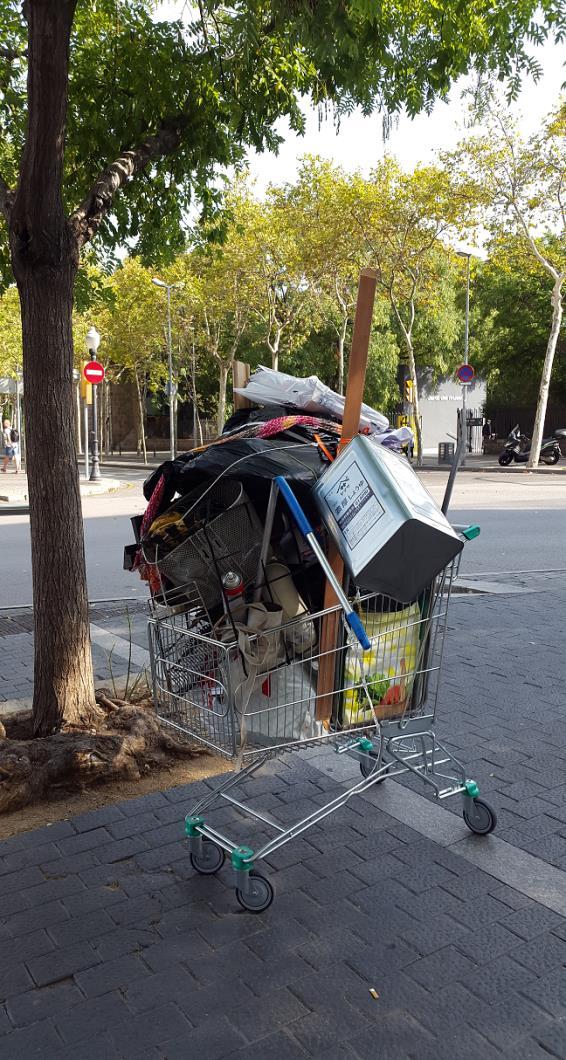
83,360,105,385
456,363,475,384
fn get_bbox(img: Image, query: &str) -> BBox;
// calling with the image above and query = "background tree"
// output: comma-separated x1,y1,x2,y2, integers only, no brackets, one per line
0,0,561,734
353,159,470,463
460,104,566,466
190,242,254,432
99,259,167,463
287,159,369,393
471,233,566,408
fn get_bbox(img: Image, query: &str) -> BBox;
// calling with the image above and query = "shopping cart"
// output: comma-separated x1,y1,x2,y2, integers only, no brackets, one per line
148,524,496,912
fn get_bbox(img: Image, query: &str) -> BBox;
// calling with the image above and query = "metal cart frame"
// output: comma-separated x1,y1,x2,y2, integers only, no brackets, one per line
149,531,496,913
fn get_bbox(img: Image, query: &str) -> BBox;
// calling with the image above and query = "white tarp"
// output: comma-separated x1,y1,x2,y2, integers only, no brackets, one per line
234,366,413,450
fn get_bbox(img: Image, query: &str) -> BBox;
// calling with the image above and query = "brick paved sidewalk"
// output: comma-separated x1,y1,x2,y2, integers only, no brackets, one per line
1,580,566,1058
0,603,149,713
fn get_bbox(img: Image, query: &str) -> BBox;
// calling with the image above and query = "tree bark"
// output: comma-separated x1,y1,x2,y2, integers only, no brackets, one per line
527,277,564,469
268,328,281,371
337,313,348,395
9,0,98,736
217,362,229,434
392,296,423,466
15,267,98,735
134,371,147,464
406,342,423,467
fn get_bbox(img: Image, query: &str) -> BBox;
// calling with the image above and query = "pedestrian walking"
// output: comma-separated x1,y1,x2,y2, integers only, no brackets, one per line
2,419,20,474
482,418,492,454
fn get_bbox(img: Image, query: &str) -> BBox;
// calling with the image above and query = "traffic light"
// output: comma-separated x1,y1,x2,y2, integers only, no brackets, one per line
404,379,414,404
80,362,93,404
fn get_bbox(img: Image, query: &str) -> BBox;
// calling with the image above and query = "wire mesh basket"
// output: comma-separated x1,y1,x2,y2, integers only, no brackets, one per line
143,480,264,613
149,557,456,760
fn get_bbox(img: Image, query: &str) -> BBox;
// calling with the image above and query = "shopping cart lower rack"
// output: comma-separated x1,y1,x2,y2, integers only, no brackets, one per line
149,542,496,912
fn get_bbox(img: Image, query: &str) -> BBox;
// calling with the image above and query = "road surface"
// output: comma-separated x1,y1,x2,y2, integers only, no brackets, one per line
0,466,563,607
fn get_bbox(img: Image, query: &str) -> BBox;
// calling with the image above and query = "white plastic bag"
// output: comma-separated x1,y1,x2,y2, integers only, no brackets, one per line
234,366,389,434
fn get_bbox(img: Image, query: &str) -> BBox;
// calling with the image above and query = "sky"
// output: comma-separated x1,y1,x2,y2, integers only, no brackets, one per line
249,44,565,191
157,1,564,191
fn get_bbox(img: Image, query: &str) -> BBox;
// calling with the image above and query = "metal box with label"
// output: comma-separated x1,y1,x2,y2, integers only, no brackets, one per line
313,435,463,601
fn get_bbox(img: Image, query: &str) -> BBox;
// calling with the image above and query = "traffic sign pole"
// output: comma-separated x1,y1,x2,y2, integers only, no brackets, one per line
83,360,105,483
90,382,101,482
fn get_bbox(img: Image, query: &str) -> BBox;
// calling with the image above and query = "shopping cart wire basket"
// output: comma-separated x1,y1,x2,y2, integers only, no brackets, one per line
149,526,495,912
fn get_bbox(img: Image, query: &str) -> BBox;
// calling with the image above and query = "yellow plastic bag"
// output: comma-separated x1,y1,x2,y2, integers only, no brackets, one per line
343,603,421,724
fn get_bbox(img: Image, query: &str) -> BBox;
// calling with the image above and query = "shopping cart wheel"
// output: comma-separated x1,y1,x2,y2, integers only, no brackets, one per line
189,839,226,875
463,798,497,836
236,873,274,913
359,749,387,782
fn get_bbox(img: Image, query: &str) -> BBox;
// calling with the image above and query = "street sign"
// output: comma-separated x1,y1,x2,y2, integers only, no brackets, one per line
83,360,105,385
456,363,475,384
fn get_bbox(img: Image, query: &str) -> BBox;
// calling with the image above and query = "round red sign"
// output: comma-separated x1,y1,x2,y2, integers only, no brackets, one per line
456,363,475,384
83,360,105,384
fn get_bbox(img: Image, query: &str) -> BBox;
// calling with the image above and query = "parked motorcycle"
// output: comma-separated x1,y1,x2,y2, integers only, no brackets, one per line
498,424,566,466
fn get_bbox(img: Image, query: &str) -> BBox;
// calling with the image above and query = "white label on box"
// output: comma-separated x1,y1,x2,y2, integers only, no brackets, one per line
321,459,385,550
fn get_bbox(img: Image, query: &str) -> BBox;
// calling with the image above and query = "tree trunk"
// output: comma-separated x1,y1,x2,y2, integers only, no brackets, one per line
134,371,147,464
9,0,98,736
268,328,282,371
217,362,229,434
16,268,98,735
337,314,348,395
406,341,423,467
527,278,564,469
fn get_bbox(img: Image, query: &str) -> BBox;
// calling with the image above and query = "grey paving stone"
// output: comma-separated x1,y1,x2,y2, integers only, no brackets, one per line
533,1025,566,1060
1,928,55,965
0,865,45,897
0,1018,63,1059
55,1030,121,1060
470,954,537,1004
399,912,472,957
454,921,523,963
124,963,198,1014
0,963,35,999
6,979,83,1028
292,1005,372,1056
53,991,133,1044
502,905,566,941
224,985,309,1043
62,883,126,916
106,810,161,840
57,827,112,856
74,953,150,998
348,1010,435,1059
521,966,566,1018
27,941,100,987
405,945,478,990
176,979,256,1027
470,992,554,1050
153,1012,245,1060
511,932,566,976
46,909,115,949
94,924,160,961
7,898,70,938
70,804,127,833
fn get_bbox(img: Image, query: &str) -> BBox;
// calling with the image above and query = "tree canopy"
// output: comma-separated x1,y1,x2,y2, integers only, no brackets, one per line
1,0,564,278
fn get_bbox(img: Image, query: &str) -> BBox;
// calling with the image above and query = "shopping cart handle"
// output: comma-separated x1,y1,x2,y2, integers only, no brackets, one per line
275,476,313,538
453,523,481,540
346,610,371,651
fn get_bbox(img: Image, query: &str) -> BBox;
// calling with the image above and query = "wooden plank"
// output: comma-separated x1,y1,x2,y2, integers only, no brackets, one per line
316,269,377,721
232,361,252,410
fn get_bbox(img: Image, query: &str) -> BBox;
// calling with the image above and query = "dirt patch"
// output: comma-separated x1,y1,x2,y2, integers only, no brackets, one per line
0,751,231,841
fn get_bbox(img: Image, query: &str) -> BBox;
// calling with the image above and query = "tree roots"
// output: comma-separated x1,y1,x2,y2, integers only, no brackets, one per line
0,691,206,813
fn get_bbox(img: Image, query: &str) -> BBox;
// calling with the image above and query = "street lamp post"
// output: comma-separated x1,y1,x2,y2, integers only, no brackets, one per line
457,250,472,466
152,277,182,461
86,326,101,483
